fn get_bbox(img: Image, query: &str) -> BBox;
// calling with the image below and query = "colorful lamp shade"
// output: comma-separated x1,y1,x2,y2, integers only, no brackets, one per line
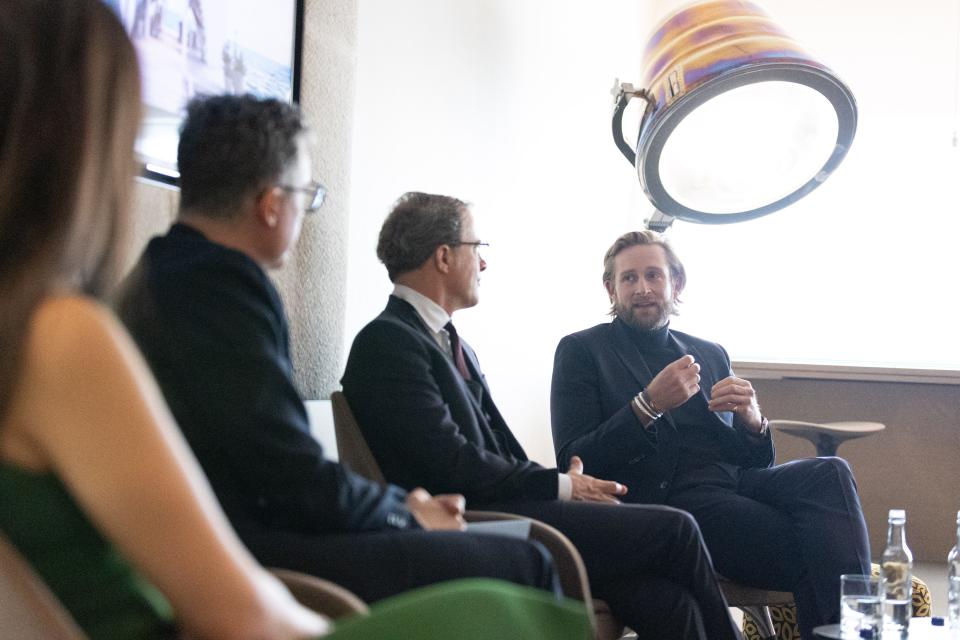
612,0,857,227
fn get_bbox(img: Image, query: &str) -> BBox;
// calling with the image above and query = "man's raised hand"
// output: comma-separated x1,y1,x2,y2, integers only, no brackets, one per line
707,376,763,433
645,354,700,412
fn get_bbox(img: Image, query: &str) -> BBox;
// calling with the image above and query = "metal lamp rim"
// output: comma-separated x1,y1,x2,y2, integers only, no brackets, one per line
636,61,858,225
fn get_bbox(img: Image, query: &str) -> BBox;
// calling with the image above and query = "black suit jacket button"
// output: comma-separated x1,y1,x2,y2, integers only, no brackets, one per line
628,455,645,464
659,481,669,490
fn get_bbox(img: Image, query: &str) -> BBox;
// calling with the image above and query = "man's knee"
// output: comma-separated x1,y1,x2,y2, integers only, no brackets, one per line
819,455,852,472
787,455,857,487
633,504,705,555
814,455,857,486
658,505,702,542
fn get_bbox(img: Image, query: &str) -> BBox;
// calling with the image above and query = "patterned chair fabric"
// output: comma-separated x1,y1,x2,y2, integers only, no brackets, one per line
741,565,931,640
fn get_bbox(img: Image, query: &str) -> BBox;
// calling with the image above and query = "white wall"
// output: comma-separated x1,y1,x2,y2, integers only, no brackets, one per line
345,0,960,466
667,0,960,372
346,0,654,465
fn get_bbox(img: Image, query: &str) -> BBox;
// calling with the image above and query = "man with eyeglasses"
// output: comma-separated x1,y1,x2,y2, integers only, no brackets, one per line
115,95,569,605
341,192,742,640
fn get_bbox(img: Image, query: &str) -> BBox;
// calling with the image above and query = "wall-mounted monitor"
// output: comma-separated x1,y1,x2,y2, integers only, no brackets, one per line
105,0,304,186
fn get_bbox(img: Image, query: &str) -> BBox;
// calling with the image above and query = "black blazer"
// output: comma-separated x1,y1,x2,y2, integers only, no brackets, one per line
341,296,559,505
115,224,415,536
551,318,774,505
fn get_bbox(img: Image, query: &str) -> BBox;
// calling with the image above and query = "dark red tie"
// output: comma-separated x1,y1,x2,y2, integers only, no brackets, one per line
445,321,472,380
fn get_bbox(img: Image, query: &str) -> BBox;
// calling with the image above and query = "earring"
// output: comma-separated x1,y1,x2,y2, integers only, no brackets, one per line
266,216,277,228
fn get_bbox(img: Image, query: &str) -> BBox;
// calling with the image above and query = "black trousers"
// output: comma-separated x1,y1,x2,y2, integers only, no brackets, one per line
240,527,561,603
665,456,871,640
479,499,741,640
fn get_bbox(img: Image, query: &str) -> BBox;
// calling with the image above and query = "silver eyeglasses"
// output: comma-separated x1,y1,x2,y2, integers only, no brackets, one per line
280,181,327,213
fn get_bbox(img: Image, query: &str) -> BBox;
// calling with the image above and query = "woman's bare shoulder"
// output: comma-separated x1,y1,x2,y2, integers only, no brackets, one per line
3,296,124,467
29,294,127,361
21,293,143,414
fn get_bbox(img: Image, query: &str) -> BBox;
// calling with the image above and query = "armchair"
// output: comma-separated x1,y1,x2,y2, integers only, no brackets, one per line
0,531,85,640
1,530,368,640
330,390,624,640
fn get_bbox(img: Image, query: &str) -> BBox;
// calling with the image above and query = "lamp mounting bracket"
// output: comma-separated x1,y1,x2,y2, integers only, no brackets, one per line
644,209,675,233
611,79,656,166
610,79,653,104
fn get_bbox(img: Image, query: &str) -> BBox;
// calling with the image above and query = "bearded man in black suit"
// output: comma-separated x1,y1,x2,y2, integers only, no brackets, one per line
342,192,742,640
551,230,872,638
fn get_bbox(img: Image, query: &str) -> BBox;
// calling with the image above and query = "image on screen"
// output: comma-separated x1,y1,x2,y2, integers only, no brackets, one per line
105,0,301,183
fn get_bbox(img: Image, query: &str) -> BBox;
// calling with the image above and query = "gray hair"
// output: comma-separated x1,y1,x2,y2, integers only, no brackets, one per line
376,192,469,282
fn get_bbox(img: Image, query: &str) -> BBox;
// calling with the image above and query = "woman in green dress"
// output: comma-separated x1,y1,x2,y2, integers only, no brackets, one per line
0,2,589,639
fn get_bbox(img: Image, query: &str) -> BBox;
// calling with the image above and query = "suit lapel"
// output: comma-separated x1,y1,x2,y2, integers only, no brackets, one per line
459,333,528,460
608,319,681,434
609,319,657,389
386,297,490,426
460,337,528,455
669,332,733,427
445,330,489,420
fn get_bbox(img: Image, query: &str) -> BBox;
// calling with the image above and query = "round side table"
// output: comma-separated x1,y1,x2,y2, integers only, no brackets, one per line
769,420,885,457
814,619,955,638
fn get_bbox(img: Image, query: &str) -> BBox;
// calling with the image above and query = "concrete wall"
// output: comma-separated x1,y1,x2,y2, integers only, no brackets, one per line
270,0,358,399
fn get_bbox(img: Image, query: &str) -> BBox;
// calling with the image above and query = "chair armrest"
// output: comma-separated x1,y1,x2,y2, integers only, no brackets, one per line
465,512,625,640
269,568,369,619
0,533,86,639
465,510,592,603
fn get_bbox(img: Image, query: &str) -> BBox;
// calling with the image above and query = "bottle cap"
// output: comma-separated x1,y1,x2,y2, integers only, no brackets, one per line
888,508,906,520
932,616,945,626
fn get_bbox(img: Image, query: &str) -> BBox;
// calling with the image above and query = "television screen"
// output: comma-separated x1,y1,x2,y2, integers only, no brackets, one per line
106,0,303,185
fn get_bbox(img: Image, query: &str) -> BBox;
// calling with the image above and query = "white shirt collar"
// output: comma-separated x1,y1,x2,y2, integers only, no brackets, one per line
392,284,450,334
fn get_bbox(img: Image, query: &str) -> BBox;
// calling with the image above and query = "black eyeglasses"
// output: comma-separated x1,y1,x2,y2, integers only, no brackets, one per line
450,241,490,253
280,181,327,213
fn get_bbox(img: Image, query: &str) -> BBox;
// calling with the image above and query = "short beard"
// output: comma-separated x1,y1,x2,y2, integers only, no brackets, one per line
614,298,676,331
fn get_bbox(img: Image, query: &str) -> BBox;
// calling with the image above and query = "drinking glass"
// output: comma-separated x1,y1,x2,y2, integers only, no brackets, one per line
840,574,884,638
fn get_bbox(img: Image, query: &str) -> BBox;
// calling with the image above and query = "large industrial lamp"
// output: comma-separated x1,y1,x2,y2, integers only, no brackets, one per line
613,0,857,231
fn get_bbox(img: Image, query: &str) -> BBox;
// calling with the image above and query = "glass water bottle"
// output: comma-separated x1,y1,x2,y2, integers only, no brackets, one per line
948,510,960,630
881,508,913,634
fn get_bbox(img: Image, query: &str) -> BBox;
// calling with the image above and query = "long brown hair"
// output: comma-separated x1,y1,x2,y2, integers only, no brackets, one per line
0,0,142,423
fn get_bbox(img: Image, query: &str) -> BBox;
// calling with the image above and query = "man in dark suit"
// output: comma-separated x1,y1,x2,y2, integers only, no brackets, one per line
115,95,563,603
551,230,872,638
342,192,741,640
